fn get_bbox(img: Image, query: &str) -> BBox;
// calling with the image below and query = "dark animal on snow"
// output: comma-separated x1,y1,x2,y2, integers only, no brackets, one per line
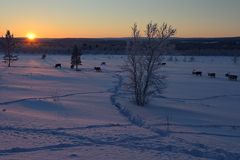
158,62,166,66
226,74,238,81
229,75,238,81
192,70,202,76
161,63,167,66
55,64,62,69
101,62,106,65
41,54,46,60
94,67,102,72
225,73,230,77
195,72,202,76
208,73,216,78
192,70,197,75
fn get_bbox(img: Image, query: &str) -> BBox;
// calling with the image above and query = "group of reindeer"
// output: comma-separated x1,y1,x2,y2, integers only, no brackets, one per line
192,70,238,81
54,61,106,72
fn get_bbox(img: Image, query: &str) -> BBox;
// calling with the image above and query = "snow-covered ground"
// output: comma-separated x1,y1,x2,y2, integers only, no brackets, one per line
0,54,239,160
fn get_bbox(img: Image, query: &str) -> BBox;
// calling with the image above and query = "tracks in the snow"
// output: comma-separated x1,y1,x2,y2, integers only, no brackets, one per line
0,91,108,106
109,73,240,160
0,124,240,160
110,74,145,127
1,60,240,159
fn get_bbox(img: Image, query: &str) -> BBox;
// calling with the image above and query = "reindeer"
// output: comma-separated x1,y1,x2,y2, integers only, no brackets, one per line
161,63,167,66
158,62,166,66
101,62,106,65
225,73,238,81
192,69,197,75
208,73,216,78
41,54,46,60
225,72,230,77
55,64,62,69
192,69,202,76
94,67,102,72
226,73,238,81
228,75,238,81
196,72,202,76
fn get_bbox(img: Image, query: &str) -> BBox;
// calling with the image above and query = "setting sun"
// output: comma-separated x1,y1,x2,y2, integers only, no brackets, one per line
26,33,36,40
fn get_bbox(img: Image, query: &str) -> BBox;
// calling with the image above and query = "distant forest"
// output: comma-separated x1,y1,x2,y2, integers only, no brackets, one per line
1,37,240,56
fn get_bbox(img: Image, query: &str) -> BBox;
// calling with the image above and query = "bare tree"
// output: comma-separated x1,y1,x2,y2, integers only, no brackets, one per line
1,30,18,67
124,22,176,106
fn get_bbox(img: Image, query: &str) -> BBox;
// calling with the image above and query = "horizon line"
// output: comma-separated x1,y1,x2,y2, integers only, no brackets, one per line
15,36,240,40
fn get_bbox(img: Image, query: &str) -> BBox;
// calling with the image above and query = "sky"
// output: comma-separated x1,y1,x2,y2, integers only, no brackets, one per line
0,0,240,38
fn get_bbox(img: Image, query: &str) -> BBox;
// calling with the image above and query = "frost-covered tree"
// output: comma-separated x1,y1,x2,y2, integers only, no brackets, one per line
124,22,176,106
71,45,82,71
1,30,18,67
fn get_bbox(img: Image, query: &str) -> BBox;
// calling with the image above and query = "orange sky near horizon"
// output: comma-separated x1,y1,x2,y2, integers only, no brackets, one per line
1,0,240,38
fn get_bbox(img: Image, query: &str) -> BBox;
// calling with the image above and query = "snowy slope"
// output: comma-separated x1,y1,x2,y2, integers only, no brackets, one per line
0,54,239,160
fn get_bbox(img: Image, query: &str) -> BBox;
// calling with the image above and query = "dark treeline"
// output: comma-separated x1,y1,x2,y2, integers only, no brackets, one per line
0,37,239,56
172,37,240,56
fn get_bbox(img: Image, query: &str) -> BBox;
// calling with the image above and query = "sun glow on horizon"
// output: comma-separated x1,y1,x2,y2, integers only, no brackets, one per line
26,33,36,40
